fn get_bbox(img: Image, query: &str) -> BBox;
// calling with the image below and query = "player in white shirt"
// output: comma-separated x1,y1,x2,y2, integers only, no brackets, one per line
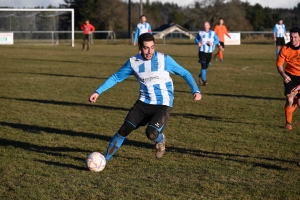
133,15,152,46
273,19,288,58
89,33,202,163
195,21,220,86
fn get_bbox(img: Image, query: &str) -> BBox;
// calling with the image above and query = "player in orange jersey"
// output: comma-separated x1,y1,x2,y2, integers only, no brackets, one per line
276,27,300,130
213,18,231,62
80,19,95,51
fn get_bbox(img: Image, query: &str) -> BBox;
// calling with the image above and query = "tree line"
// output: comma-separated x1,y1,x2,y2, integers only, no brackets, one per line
61,0,299,34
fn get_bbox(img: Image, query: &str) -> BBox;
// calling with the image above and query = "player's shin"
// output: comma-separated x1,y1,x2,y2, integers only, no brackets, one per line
285,105,296,124
104,132,126,162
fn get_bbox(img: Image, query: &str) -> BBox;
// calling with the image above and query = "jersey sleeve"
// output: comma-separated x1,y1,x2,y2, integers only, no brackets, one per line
195,33,201,45
95,60,133,94
213,33,220,45
133,26,139,43
165,55,200,94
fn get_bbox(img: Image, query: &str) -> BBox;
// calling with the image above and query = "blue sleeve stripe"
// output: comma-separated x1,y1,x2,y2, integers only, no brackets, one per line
166,81,173,107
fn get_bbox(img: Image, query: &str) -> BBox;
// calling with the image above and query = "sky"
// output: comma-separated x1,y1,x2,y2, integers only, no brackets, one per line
0,0,298,9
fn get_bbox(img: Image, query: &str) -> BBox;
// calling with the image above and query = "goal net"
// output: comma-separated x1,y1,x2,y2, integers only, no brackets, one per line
0,9,74,46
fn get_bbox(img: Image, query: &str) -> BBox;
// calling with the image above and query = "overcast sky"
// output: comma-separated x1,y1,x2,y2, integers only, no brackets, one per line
0,0,298,9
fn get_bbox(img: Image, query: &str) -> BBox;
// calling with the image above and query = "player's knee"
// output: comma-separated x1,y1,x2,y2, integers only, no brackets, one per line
118,121,135,137
145,126,158,141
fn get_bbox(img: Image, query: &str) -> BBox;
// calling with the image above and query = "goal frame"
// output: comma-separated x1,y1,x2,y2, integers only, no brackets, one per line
0,8,75,47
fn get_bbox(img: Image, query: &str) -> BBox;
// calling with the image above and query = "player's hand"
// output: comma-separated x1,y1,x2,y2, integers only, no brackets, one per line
207,41,212,46
194,93,202,101
283,75,291,83
133,42,136,46
292,85,300,93
89,93,99,103
198,42,202,47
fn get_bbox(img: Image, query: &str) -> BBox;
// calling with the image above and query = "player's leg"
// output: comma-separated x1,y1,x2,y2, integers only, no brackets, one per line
200,53,212,86
219,42,225,62
214,45,220,61
275,38,282,58
198,51,208,85
284,75,299,130
87,34,90,51
104,101,145,161
145,105,172,159
82,34,87,50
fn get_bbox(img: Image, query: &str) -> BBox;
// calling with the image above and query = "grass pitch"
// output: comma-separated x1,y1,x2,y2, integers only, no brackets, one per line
0,41,299,199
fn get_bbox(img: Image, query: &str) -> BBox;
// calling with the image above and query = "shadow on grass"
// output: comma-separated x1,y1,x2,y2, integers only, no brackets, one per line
167,146,293,170
34,159,87,171
175,90,285,101
0,121,295,171
0,96,130,112
6,71,137,82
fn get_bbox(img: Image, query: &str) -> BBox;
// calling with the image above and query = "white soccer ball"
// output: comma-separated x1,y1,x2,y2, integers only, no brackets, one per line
86,152,106,172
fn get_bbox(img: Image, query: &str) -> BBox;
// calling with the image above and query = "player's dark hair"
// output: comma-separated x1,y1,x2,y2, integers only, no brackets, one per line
290,27,300,36
138,33,155,47
140,15,146,19
219,18,223,20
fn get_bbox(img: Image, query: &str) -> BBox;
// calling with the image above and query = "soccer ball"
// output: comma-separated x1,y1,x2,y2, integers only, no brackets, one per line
86,152,106,172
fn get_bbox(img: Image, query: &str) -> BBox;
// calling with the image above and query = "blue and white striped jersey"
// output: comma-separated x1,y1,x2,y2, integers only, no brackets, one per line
195,30,219,53
273,24,286,38
95,52,200,107
133,22,152,43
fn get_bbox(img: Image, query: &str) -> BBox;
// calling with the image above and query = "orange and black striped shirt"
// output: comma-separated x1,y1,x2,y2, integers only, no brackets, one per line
277,42,300,76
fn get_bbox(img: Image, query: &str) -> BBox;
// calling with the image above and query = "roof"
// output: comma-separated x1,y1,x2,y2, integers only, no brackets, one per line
153,23,195,39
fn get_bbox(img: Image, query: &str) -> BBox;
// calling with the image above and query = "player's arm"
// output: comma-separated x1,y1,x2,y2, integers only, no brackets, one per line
80,24,84,31
165,55,201,101
276,47,291,83
148,23,152,34
133,26,139,45
195,34,202,47
225,27,231,38
91,24,95,32
213,33,220,46
273,26,277,40
89,60,133,103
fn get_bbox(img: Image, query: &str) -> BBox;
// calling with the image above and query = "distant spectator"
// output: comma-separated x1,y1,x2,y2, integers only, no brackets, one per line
81,19,95,51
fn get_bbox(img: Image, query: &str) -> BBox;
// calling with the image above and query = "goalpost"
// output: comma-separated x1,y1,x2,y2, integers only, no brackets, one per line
0,8,75,47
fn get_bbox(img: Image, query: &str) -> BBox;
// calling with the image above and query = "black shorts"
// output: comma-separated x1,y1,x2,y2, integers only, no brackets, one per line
276,37,285,46
124,100,172,132
83,34,90,40
284,72,300,98
217,42,225,48
198,51,212,66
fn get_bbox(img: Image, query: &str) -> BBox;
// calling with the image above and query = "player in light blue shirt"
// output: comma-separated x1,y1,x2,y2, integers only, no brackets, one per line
273,19,288,58
89,33,202,163
133,15,152,46
195,21,219,86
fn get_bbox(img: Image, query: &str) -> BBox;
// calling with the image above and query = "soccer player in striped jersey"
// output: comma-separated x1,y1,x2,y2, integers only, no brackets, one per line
273,19,288,58
276,27,300,130
89,33,202,162
213,18,231,62
195,21,220,86
133,15,152,46
80,19,95,51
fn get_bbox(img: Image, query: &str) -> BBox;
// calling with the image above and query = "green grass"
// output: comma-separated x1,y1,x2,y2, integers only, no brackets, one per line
0,40,299,199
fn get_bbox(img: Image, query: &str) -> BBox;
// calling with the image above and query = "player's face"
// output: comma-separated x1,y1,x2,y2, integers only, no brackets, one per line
85,20,89,24
219,19,224,25
279,20,283,24
204,22,210,32
290,32,300,47
141,16,146,23
141,41,155,60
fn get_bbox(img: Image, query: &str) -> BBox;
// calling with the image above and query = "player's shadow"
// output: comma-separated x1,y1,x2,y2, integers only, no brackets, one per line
166,146,294,171
175,90,285,101
0,96,130,112
0,121,295,171
0,138,88,170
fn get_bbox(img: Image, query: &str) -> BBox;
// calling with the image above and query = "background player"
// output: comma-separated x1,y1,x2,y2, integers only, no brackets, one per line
273,19,288,58
214,18,231,62
133,15,152,46
80,19,95,51
195,21,220,86
89,33,202,163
